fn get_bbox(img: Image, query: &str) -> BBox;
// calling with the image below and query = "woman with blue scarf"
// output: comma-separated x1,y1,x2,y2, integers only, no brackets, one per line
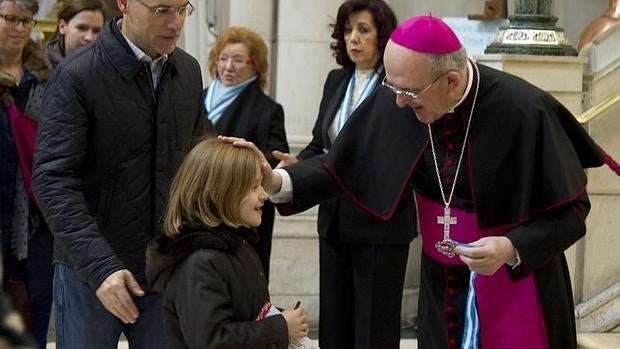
203,26,289,283
272,1,410,348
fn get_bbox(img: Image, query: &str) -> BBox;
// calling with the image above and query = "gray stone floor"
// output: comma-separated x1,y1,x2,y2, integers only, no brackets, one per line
44,316,420,348
46,334,620,348
47,339,419,349
43,318,620,348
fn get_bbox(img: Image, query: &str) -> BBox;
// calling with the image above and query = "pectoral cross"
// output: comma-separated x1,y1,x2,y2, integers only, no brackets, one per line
435,205,458,257
437,205,457,236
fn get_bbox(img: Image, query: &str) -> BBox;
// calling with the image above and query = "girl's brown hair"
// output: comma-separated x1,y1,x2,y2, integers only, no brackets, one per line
164,139,262,237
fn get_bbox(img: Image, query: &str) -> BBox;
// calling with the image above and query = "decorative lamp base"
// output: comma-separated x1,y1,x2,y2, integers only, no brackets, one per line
485,14,578,56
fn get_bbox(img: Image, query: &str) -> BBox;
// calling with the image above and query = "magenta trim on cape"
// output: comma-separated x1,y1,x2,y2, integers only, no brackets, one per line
321,138,428,221
415,193,549,349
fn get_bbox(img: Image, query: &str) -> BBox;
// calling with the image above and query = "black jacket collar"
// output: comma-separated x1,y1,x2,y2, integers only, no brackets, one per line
146,225,257,291
99,17,181,81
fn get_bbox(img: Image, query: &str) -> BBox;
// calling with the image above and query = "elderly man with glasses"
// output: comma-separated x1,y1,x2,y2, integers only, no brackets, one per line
33,0,213,348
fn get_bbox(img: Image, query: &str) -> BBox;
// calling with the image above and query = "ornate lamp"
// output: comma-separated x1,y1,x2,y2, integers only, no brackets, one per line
485,0,577,56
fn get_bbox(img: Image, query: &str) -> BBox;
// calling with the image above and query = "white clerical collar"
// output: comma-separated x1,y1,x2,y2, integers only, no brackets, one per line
448,60,474,112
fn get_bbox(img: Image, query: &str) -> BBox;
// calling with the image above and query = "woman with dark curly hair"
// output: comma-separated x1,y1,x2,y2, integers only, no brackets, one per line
272,1,413,348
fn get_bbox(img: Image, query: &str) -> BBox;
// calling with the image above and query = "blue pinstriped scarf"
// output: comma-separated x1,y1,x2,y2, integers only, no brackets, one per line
204,76,257,125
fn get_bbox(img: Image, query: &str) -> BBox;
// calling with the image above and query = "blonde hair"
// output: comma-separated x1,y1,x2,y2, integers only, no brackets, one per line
164,139,263,237
208,26,269,89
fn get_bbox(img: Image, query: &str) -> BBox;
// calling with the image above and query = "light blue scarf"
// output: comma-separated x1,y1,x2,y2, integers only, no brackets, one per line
204,75,257,125
461,272,480,349
335,66,382,132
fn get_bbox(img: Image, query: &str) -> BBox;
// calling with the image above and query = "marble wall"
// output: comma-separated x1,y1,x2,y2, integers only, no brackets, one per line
273,0,340,142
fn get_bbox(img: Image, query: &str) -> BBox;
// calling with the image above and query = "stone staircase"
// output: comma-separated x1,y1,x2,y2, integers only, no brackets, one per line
573,23,620,349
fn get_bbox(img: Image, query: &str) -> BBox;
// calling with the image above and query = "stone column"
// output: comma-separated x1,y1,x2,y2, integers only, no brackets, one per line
485,0,577,55
515,0,552,15
178,1,218,84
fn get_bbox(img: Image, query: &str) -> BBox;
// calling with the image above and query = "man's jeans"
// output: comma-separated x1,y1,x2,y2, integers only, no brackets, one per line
53,263,165,349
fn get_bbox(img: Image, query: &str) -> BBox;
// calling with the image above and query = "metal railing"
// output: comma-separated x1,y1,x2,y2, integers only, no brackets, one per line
577,90,620,124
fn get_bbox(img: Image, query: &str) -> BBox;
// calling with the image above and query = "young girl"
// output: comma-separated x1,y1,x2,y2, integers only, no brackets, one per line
146,139,309,348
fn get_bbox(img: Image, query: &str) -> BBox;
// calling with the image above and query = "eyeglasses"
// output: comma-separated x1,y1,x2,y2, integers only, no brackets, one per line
382,72,448,100
0,14,37,28
218,55,252,69
132,0,194,18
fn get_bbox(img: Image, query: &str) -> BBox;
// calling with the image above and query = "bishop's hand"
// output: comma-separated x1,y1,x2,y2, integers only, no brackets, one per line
273,150,299,168
218,136,283,194
454,236,517,275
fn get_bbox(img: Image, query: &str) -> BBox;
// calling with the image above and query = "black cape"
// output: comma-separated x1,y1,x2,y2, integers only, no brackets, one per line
322,63,607,349
324,63,605,228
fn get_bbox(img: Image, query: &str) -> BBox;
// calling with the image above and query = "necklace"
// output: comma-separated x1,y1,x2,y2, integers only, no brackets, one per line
427,62,480,258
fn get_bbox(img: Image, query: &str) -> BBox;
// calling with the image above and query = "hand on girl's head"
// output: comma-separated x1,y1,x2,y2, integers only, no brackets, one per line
281,303,309,339
218,135,259,153
218,135,270,164
217,135,279,192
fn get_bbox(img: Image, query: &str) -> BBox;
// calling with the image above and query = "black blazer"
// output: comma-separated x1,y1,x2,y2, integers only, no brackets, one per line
204,80,289,167
285,68,416,244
